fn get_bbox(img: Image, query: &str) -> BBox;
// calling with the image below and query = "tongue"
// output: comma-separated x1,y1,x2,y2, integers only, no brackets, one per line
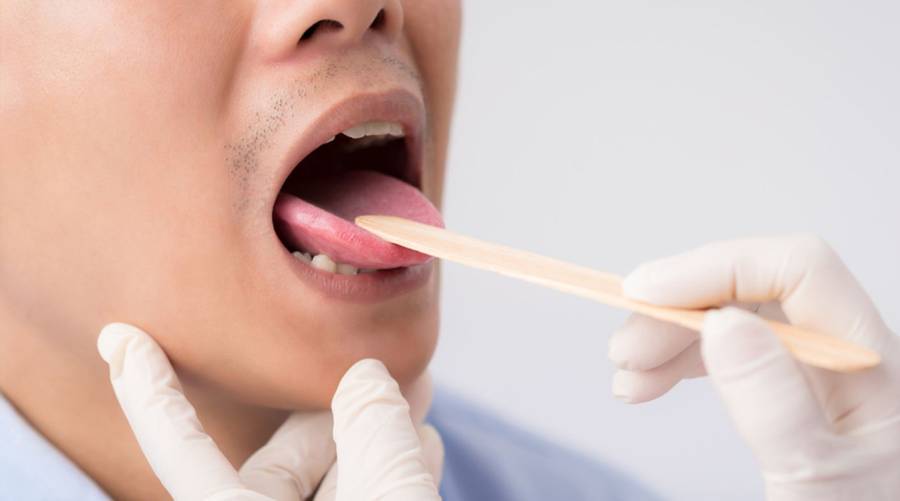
274,170,443,269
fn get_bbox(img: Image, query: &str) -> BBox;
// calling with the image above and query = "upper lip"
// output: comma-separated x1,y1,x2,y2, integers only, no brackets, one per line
269,90,426,211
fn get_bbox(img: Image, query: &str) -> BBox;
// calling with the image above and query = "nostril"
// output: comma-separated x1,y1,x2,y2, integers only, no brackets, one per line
370,9,386,31
299,19,344,42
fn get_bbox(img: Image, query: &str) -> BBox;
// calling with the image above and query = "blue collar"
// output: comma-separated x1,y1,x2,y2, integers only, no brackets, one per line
0,394,109,500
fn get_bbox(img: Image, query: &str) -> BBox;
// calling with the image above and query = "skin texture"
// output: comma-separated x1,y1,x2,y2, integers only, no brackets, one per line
0,1,460,499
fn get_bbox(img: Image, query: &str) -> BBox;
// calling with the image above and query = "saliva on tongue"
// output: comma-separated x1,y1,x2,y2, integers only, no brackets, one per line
274,169,443,270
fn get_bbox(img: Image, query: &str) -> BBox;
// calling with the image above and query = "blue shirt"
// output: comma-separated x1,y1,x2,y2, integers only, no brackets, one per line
0,389,660,500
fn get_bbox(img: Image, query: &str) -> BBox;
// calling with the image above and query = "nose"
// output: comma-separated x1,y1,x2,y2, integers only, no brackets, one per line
256,0,404,60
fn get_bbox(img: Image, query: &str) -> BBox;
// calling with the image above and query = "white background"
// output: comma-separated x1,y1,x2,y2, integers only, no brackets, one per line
430,2,900,500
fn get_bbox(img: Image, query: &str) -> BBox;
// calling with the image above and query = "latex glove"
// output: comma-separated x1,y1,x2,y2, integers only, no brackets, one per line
312,361,444,501
97,323,443,501
609,235,900,500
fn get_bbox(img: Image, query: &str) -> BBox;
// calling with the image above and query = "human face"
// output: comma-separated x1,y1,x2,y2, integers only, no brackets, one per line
0,0,460,409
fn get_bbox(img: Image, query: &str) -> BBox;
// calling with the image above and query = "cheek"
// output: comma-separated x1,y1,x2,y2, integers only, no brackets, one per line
402,0,461,208
403,0,461,88
0,2,250,344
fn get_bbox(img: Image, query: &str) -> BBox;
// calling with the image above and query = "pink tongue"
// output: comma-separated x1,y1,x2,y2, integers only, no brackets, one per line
274,170,443,269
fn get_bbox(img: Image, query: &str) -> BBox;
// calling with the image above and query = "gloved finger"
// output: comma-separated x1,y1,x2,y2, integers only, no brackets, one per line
402,370,433,425
417,425,445,487
97,323,246,500
608,304,765,371
611,341,705,403
621,235,891,351
331,359,440,501
239,412,335,501
310,463,337,501
312,425,443,501
609,313,698,371
701,308,828,473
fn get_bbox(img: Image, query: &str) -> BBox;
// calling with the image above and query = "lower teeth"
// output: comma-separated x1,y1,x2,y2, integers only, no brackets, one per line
292,250,374,275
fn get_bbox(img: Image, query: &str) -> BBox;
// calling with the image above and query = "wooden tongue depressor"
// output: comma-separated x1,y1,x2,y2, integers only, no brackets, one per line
355,215,881,373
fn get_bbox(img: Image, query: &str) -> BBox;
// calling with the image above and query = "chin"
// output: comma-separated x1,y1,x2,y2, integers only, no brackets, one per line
185,268,441,412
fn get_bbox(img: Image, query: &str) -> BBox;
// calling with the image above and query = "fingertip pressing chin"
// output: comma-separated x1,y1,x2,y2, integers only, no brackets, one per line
97,322,153,379
332,358,408,419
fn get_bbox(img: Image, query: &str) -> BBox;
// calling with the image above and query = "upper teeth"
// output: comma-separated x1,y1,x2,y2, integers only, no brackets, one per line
341,121,404,139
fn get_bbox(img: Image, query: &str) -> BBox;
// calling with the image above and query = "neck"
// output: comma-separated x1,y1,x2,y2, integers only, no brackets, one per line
0,315,287,501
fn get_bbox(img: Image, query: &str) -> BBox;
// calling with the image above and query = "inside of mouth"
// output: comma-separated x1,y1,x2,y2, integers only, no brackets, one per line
280,134,410,195
273,132,436,274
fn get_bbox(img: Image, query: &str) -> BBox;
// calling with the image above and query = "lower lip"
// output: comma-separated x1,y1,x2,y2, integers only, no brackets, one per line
280,247,436,303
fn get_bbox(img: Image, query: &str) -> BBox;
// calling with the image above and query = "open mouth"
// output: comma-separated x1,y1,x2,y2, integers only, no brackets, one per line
273,119,443,277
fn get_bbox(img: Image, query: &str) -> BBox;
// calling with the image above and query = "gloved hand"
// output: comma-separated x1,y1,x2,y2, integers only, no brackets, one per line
97,323,443,501
609,235,900,500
